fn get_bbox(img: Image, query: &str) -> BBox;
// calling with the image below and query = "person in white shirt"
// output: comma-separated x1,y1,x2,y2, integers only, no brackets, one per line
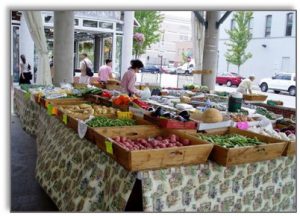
237,76,255,94
79,53,93,84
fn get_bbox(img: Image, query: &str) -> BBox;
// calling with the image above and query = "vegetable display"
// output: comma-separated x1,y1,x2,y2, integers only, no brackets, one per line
113,95,131,106
198,134,262,148
132,98,150,110
112,134,191,151
202,108,223,123
255,107,279,120
86,116,135,127
229,113,256,122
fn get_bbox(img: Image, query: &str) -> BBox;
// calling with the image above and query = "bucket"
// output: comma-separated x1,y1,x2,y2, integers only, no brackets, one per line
228,92,243,112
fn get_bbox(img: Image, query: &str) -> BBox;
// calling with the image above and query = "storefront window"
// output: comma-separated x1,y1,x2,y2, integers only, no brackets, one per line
99,22,113,29
83,20,98,28
115,35,123,75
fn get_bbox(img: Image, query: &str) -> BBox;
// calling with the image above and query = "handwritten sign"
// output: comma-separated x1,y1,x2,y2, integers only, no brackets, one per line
47,104,53,115
105,140,113,154
77,120,87,139
63,114,68,125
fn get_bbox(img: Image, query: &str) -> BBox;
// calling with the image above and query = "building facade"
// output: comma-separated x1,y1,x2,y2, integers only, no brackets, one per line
140,11,192,67
217,11,296,83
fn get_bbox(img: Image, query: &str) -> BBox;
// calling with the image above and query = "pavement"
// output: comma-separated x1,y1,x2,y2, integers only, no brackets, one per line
10,115,58,212
215,85,296,108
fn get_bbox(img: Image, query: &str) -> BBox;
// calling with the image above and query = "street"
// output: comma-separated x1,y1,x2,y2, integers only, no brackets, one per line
215,85,296,108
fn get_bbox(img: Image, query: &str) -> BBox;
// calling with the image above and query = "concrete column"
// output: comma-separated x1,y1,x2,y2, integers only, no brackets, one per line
19,14,34,82
53,11,74,85
121,11,134,78
202,11,220,90
94,35,101,73
192,11,205,86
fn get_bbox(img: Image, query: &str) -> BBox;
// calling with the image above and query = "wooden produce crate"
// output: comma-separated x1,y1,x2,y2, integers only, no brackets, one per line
282,140,296,156
112,104,129,111
243,94,268,101
185,127,287,167
93,126,213,171
39,97,86,108
144,114,197,129
85,94,113,107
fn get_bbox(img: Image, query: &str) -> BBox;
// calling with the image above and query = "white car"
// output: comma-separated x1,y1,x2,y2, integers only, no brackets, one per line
176,62,194,75
259,73,296,96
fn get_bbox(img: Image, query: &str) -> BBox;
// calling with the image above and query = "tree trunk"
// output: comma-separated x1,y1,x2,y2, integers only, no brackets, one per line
202,11,220,90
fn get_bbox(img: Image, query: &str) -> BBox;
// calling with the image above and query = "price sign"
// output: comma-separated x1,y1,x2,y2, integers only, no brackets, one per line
24,92,31,101
47,104,53,115
236,122,249,130
78,120,87,139
52,107,58,116
105,140,113,154
63,114,68,125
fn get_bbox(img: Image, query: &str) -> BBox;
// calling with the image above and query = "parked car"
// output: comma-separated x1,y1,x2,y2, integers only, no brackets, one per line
176,63,194,75
167,66,177,74
141,65,160,73
216,72,244,87
259,72,296,96
160,66,169,73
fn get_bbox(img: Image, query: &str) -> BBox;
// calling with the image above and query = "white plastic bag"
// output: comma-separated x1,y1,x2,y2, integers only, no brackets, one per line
140,87,151,100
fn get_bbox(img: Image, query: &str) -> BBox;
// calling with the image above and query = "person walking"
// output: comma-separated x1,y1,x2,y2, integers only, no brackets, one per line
98,59,113,83
120,59,144,96
19,54,32,84
79,53,93,84
237,76,255,94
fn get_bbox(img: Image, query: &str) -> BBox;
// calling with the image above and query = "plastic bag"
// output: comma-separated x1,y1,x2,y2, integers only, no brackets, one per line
140,87,151,100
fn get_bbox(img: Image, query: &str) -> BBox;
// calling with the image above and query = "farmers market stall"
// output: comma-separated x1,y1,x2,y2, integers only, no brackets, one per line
13,84,296,212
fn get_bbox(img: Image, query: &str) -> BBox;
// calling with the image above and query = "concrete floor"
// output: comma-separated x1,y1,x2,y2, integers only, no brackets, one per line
10,115,58,212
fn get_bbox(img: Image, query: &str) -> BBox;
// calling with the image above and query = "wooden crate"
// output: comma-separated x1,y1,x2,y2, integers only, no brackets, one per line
85,94,113,107
282,141,296,156
59,111,153,143
40,97,86,108
93,126,213,171
184,127,287,167
243,94,268,101
144,114,197,129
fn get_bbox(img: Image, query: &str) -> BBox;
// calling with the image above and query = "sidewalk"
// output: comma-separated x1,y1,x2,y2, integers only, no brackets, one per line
11,115,58,211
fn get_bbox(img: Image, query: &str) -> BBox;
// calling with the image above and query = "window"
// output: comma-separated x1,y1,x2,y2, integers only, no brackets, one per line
248,18,254,37
116,23,123,31
282,74,292,80
74,19,79,26
265,15,272,37
230,19,236,30
99,22,113,29
83,20,97,28
286,13,293,36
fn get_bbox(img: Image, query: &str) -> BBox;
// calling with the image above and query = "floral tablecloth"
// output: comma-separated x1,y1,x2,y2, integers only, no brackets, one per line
13,88,296,212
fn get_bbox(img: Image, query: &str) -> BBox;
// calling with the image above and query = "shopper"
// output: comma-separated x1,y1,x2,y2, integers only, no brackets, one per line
19,54,32,84
237,76,255,94
79,53,93,84
49,56,54,81
120,59,144,96
98,59,113,83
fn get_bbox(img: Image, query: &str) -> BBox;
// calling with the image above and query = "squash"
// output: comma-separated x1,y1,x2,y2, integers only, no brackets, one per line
202,108,223,123
190,110,203,121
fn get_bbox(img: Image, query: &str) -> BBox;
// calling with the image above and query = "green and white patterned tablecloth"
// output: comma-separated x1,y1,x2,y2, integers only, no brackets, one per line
13,88,296,212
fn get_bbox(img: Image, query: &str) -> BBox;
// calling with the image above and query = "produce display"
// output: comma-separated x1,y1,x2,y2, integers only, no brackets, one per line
198,134,263,148
255,107,280,120
132,98,150,110
20,84,45,92
274,125,296,137
112,134,191,151
201,108,223,123
112,95,131,106
229,113,256,122
58,104,117,120
150,107,191,122
72,87,102,96
248,126,296,142
183,84,209,93
86,116,135,127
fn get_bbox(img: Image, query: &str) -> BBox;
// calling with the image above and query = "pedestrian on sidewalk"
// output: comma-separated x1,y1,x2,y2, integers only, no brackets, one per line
19,54,32,84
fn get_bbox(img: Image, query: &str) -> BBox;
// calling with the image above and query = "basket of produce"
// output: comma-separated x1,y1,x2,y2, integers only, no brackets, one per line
93,125,213,171
185,127,287,166
117,111,133,119
274,125,296,156
255,107,283,122
106,79,122,91
145,107,197,129
112,95,131,111
243,94,268,101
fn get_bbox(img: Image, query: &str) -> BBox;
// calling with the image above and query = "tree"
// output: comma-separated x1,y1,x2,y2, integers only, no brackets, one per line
133,11,164,58
225,11,253,73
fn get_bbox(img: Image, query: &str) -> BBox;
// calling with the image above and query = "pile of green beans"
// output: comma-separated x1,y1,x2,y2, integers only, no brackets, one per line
198,134,262,148
87,116,135,127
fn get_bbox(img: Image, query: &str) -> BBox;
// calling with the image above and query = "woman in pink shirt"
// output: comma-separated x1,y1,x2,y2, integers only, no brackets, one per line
121,59,144,96
98,59,113,83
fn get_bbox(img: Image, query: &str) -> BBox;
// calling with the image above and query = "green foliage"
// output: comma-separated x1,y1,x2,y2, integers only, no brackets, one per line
133,11,164,58
225,11,253,73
